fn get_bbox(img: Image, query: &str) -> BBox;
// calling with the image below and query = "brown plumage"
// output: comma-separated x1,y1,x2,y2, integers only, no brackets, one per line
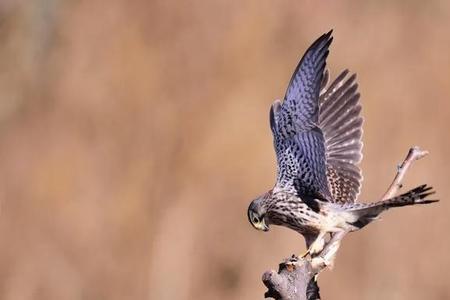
247,30,438,260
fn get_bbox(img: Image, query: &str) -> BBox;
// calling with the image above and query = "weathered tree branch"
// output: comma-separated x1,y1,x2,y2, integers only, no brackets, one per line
262,233,344,300
262,256,320,300
262,147,428,299
381,146,428,200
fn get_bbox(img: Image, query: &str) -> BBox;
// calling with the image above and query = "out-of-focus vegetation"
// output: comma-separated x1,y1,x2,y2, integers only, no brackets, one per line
0,1,448,299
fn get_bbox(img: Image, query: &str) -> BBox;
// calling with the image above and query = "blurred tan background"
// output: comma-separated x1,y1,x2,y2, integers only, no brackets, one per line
0,0,448,299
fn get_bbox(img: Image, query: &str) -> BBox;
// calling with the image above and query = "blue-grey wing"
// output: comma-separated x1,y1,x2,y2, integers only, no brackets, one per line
271,31,333,200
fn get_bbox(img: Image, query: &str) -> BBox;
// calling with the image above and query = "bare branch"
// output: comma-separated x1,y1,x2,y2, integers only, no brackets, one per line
381,146,429,200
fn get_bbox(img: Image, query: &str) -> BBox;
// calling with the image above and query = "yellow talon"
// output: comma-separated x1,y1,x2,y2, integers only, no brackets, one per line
299,249,310,258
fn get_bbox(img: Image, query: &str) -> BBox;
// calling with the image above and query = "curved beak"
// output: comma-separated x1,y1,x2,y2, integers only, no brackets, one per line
255,218,269,232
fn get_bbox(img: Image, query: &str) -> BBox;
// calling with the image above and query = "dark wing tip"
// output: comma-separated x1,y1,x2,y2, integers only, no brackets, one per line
311,30,333,55
285,31,334,99
313,30,333,48
269,100,281,134
269,105,276,133
300,30,334,64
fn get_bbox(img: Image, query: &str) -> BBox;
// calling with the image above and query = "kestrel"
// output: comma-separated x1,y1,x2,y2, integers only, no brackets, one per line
247,30,437,259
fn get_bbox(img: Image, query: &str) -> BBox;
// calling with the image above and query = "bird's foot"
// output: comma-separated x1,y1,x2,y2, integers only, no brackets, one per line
298,249,310,258
299,243,324,259
308,239,325,257
311,255,334,270
311,237,342,271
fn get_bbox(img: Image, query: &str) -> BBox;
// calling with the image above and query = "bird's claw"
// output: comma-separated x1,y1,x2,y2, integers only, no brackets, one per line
311,255,334,270
298,249,310,258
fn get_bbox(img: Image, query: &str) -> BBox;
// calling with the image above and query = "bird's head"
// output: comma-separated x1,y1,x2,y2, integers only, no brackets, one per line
247,193,270,232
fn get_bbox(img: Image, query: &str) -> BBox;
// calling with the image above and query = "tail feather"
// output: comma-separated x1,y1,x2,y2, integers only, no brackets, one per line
380,185,437,207
347,184,438,229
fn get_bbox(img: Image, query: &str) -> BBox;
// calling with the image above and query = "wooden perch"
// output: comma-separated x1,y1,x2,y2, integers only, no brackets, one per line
262,147,428,300
262,256,320,300
262,231,344,300
381,146,428,200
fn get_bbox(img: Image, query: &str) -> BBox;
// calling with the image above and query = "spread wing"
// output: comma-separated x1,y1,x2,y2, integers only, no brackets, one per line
319,70,363,203
271,31,333,201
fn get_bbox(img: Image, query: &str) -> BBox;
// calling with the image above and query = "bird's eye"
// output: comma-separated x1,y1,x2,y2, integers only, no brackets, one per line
253,217,259,223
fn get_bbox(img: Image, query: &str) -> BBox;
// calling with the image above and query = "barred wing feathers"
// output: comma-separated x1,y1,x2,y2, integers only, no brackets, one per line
271,31,333,200
319,70,363,203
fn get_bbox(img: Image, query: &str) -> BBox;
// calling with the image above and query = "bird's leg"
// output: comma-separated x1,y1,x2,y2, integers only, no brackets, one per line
301,231,327,258
300,234,315,258
309,231,327,256
312,230,349,270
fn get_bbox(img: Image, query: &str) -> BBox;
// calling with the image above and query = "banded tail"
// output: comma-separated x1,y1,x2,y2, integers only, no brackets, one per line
347,185,438,229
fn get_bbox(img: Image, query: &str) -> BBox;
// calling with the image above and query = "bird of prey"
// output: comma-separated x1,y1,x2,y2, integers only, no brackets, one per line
247,30,437,260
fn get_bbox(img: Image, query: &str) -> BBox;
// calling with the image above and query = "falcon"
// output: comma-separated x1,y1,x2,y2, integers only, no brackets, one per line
247,30,437,260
